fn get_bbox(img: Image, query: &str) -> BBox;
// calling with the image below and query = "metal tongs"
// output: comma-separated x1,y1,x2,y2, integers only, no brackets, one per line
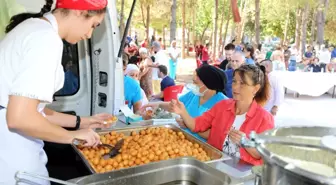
102,139,124,159
73,138,124,159
240,131,332,150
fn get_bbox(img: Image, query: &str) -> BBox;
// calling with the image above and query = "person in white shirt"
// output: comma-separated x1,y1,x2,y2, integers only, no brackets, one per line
168,40,181,80
260,60,284,116
288,45,298,71
271,50,286,71
152,41,169,94
0,0,111,184
318,45,331,71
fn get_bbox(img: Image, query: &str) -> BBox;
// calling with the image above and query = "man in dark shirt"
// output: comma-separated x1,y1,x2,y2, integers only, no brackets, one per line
224,51,245,98
219,43,235,70
307,57,322,72
152,65,175,100
304,45,314,59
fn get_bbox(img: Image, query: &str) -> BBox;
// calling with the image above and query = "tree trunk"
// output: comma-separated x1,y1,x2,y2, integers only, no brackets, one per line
181,0,186,59
212,0,219,60
316,0,329,46
192,0,196,45
119,0,125,38
283,8,290,45
128,24,132,36
187,29,190,56
163,26,166,50
300,3,310,55
230,22,236,42
222,14,231,53
295,8,302,50
310,9,316,46
236,0,246,44
240,0,248,42
200,22,210,43
254,0,261,45
146,5,150,45
170,0,177,44
218,7,225,56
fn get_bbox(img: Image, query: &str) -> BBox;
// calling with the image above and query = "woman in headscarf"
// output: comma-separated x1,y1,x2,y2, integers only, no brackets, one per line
138,47,154,98
168,40,180,79
169,64,274,165
125,64,149,106
141,65,228,141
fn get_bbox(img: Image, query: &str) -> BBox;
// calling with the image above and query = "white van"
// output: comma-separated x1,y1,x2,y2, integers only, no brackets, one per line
12,0,127,117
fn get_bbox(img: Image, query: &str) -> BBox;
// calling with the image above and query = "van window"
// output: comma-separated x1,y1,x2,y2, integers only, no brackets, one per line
55,41,80,96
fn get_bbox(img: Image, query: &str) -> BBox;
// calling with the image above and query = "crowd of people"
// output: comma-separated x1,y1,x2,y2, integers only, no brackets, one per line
120,32,336,166
121,35,292,165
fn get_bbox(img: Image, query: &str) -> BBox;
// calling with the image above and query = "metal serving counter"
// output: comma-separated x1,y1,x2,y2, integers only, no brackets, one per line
68,158,238,185
95,120,257,185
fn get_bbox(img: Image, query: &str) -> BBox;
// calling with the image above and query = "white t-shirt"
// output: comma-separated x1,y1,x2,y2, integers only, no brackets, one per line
168,47,180,60
272,60,286,71
222,113,246,158
152,50,169,80
289,48,298,61
0,13,64,107
0,13,64,184
318,50,331,64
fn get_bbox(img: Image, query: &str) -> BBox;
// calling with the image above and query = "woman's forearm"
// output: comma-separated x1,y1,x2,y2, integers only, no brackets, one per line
180,111,196,131
44,108,91,128
198,129,210,139
244,147,261,159
44,108,76,127
7,97,74,144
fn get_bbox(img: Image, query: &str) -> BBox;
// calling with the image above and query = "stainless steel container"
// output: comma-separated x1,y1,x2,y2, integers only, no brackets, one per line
72,124,230,173
68,158,239,185
256,126,336,185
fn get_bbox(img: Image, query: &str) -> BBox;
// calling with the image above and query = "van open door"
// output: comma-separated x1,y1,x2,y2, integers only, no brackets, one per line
49,0,137,117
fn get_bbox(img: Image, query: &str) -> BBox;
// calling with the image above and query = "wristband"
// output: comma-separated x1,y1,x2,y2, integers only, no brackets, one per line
75,116,81,130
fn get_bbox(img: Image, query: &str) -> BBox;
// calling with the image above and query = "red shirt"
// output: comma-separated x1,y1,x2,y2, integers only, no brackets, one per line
201,47,209,61
194,99,274,165
141,41,147,48
195,45,203,57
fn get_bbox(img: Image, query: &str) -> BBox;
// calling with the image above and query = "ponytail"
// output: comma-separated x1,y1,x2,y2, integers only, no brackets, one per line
5,0,53,33
254,65,270,106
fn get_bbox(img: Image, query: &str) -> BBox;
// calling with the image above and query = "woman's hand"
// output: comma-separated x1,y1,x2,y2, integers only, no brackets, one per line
71,129,100,147
229,129,246,146
81,113,114,129
139,103,159,120
176,118,187,128
169,99,187,116
140,103,159,113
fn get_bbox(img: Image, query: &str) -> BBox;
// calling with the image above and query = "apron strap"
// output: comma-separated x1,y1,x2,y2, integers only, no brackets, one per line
0,105,5,110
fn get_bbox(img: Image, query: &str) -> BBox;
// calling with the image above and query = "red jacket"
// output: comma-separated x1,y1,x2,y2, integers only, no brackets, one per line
194,99,274,165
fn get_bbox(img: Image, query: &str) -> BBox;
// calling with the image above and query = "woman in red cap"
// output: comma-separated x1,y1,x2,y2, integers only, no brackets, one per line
0,0,108,184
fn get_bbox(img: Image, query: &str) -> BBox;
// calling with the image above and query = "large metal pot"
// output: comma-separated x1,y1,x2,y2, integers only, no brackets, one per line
247,126,336,185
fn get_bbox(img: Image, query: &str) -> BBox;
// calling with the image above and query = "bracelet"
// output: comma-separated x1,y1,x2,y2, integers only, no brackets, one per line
75,116,81,130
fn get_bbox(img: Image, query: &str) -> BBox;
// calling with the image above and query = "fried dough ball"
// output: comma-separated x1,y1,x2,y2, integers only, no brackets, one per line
78,128,211,173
